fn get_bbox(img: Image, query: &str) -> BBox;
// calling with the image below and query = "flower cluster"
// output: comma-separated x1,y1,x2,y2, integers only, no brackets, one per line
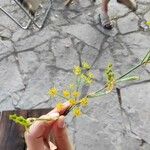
48,86,89,117
48,87,58,97
73,62,94,85
104,64,116,92
9,114,31,129
48,62,92,117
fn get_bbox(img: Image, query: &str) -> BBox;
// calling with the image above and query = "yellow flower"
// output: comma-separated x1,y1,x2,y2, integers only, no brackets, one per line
80,97,89,107
87,72,94,79
56,102,64,111
63,90,70,98
81,73,93,84
73,107,82,117
73,66,81,75
105,64,116,92
69,84,75,90
107,79,116,92
85,77,93,84
72,91,80,98
80,74,87,80
82,62,91,69
69,99,77,106
48,88,57,97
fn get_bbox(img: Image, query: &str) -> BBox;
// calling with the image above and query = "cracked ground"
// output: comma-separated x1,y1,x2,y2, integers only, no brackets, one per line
0,0,150,149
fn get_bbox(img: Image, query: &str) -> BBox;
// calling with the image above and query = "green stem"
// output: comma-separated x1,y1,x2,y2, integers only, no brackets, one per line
57,94,68,100
141,50,150,63
117,63,142,80
76,77,82,92
36,118,58,121
87,91,109,98
76,76,79,91
92,85,106,94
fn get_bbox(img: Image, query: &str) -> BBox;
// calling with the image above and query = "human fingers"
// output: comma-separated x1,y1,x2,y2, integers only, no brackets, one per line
52,116,74,150
25,112,59,150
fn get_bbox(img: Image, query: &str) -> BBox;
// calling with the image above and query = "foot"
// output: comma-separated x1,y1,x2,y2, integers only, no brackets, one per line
117,0,137,11
99,13,113,30
65,0,73,7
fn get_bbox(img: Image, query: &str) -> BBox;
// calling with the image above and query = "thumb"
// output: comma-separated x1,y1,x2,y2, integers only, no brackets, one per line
53,116,74,150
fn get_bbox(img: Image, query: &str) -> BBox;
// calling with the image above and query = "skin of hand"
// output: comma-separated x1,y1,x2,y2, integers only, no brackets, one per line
25,101,74,150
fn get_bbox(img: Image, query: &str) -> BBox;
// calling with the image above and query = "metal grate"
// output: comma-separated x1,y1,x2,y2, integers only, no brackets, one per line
0,0,52,29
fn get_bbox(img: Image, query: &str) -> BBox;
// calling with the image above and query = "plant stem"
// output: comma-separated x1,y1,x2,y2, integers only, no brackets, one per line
141,50,150,63
117,63,142,80
76,77,82,92
57,94,68,100
87,91,109,98
36,118,57,121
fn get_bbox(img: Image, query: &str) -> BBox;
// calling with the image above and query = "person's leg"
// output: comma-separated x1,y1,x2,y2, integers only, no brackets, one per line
102,0,109,13
100,0,113,30
65,0,73,7
117,0,137,11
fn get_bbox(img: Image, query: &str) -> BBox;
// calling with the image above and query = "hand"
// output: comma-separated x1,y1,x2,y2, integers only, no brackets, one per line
25,102,74,150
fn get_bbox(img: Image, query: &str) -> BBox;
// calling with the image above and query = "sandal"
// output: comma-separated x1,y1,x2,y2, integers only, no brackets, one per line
99,13,113,30
117,0,137,11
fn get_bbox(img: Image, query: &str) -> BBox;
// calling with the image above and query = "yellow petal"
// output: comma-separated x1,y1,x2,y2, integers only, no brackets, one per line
48,88,58,97
56,102,64,111
73,108,82,117
63,90,70,98
80,97,89,107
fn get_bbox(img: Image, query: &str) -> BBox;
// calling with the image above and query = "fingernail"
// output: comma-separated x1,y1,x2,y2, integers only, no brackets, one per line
58,116,65,128
64,101,70,107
